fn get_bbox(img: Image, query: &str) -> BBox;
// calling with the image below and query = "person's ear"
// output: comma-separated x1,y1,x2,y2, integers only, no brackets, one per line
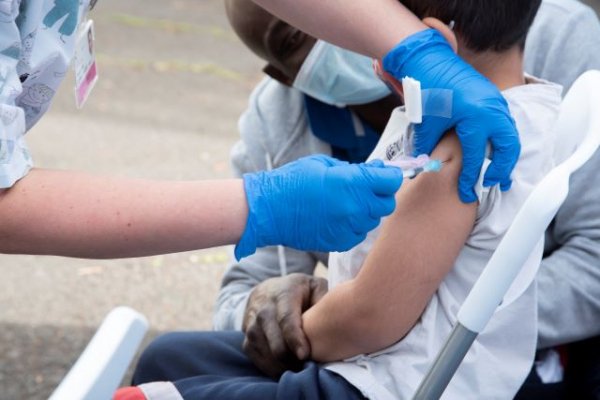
263,64,293,86
423,17,458,54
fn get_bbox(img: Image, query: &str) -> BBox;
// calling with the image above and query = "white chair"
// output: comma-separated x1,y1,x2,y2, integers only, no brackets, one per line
49,306,149,400
412,70,600,399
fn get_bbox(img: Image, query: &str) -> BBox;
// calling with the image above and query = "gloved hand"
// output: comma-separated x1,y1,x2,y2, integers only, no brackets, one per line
383,29,520,203
242,273,328,379
235,155,403,260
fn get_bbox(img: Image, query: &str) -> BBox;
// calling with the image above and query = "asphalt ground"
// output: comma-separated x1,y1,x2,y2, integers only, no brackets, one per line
0,1,264,398
0,1,599,399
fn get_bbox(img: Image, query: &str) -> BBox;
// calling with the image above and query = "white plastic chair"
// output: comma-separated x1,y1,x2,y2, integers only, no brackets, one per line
49,306,149,400
412,70,600,399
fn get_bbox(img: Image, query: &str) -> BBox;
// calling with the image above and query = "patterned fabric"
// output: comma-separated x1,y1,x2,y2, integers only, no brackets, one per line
0,0,90,187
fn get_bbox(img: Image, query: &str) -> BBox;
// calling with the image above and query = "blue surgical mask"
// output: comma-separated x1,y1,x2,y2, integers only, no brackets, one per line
293,40,391,107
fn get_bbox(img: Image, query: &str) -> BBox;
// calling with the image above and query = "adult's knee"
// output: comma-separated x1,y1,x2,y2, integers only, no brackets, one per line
132,332,192,385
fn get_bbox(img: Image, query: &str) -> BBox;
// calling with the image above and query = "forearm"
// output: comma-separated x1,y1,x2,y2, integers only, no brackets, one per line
302,280,414,362
302,249,442,362
252,0,425,58
0,168,247,258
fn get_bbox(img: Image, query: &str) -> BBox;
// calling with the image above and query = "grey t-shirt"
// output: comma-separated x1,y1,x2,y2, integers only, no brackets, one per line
526,0,600,348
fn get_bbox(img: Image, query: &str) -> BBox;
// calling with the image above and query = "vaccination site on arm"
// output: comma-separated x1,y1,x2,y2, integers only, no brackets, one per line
1,0,600,399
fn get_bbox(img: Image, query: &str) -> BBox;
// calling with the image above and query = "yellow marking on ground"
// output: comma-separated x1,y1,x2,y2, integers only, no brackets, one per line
96,54,244,82
111,13,237,41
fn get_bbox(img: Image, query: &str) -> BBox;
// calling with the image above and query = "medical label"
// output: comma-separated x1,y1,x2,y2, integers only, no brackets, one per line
73,19,98,109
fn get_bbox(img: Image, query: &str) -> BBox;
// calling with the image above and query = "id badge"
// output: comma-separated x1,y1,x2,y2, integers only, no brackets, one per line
73,19,98,109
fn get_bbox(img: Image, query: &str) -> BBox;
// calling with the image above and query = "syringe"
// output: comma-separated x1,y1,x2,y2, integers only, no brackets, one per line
383,154,444,179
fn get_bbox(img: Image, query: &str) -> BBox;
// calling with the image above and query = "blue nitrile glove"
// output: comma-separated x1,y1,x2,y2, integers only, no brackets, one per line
235,155,403,260
383,29,520,203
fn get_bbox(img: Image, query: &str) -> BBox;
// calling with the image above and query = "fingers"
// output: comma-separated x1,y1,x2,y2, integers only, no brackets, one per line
277,274,319,360
243,275,313,375
309,277,329,304
277,295,311,360
456,127,487,203
366,159,384,168
303,154,347,167
243,327,290,379
369,194,397,219
412,118,447,156
258,309,290,362
483,117,520,191
335,230,368,252
361,164,404,196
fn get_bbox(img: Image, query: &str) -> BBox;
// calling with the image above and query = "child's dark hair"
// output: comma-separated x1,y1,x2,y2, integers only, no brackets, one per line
401,0,542,52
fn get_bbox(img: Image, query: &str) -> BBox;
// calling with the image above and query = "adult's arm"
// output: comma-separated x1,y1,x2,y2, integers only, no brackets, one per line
0,155,402,259
303,134,477,361
251,0,425,58
0,169,248,258
537,148,600,349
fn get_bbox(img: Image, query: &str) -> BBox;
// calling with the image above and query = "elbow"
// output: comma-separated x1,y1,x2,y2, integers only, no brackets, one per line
349,303,412,354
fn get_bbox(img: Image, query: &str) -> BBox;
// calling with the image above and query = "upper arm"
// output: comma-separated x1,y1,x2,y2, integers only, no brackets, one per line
350,132,478,347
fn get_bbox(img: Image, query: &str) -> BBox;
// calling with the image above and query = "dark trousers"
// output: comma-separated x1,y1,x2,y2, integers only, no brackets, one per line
133,330,366,400
515,336,600,400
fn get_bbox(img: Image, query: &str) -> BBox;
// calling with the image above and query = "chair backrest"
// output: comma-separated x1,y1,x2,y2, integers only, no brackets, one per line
413,70,600,400
49,306,148,400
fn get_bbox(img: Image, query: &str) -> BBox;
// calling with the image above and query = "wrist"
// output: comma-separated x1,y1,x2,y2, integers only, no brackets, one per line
235,171,279,260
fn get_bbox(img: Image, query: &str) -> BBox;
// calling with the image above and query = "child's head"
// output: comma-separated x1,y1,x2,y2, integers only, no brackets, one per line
402,0,542,53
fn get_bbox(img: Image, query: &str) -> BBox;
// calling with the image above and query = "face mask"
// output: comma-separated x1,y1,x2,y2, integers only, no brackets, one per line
293,40,391,107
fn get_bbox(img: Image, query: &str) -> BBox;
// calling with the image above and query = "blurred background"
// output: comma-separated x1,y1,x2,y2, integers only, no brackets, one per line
0,0,598,398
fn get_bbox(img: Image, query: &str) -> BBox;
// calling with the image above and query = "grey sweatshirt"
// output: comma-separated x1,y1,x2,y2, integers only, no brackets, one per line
214,0,600,348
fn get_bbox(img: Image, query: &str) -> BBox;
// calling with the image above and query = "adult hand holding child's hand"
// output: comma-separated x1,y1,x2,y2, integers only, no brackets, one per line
242,274,328,378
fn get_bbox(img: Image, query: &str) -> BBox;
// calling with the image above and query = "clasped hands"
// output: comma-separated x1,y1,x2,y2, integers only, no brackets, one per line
242,273,327,378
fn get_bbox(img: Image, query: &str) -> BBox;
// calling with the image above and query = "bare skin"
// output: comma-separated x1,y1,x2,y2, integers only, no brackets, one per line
225,0,401,376
0,169,247,258
302,24,527,362
225,0,401,133
252,0,426,59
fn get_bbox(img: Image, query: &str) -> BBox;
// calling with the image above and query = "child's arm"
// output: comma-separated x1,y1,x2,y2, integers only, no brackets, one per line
303,133,477,362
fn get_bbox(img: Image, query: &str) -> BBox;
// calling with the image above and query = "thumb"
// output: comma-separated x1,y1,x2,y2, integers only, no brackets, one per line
363,165,404,195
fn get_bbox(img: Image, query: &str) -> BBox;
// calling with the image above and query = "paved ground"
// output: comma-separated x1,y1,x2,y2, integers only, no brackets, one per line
0,1,599,399
0,1,264,398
